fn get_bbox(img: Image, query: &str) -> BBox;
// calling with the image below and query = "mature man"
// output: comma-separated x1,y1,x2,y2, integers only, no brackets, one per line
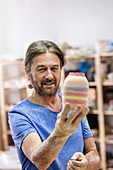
9,40,100,170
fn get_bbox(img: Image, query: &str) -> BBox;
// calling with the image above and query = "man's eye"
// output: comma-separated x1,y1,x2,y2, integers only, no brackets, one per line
37,68,46,72
52,67,58,71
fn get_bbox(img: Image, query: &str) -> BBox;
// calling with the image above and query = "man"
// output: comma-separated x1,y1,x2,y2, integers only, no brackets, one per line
9,40,100,170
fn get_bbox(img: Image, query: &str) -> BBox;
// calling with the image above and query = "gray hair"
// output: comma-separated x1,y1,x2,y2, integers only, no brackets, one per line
24,40,65,70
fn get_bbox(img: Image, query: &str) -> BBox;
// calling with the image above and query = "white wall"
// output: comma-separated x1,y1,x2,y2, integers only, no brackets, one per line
0,0,113,60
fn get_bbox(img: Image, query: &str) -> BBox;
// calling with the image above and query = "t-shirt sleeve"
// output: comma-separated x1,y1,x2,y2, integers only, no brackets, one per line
8,110,37,149
81,116,93,138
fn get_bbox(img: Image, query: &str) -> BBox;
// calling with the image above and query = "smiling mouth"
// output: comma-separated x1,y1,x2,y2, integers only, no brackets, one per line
41,79,56,88
43,82,55,86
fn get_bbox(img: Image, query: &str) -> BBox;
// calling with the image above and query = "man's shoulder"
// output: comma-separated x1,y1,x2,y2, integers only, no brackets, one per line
9,99,29,113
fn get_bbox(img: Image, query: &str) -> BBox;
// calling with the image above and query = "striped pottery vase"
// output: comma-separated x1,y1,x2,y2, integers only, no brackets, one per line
62,72,89,110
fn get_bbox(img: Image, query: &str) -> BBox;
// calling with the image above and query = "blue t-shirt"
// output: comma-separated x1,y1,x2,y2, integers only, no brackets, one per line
8,93,92,170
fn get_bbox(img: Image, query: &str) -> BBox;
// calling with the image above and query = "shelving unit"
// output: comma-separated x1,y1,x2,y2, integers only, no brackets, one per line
0,60,28,151
0,54,113,169
64,52,113,170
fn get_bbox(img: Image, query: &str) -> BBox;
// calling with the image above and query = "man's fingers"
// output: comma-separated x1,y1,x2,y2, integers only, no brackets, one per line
71,159,88,167
66,105,83,124
60,103,71,121
72,106,89,125
71,152,84,160
67,162,74,170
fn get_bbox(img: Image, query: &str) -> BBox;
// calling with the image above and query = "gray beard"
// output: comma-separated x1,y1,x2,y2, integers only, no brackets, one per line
36,85,59,96
31,75,60,96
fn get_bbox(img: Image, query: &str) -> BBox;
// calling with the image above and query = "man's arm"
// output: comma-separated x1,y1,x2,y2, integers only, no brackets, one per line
67,137,101,170
84,137,101,170
21,104,89,170
22,131,68,169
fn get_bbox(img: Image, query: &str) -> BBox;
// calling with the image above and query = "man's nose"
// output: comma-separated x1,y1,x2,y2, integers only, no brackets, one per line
45,69,53,79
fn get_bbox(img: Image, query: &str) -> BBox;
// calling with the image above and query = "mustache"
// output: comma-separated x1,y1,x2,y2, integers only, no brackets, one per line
41,79,56,85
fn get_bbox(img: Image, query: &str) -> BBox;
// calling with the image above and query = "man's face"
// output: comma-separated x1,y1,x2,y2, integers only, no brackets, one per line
30,52,61,96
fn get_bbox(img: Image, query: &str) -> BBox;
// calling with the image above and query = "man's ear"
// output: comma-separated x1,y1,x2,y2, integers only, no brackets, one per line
24,66,30,80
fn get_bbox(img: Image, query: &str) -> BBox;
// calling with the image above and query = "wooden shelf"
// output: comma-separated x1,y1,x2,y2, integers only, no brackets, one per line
89,110,99,114
65,53,95,60
3,78,26,89
0,60,28,151
0,54,113,169
99,52,113,57
65,52,113,60
64,52,113,170
4,84,26,89
105,135,113,144
0,60,24,66
104,111,113,115
103,80,113,86
3,76,25,81
105,139,113,144
89,81,97,86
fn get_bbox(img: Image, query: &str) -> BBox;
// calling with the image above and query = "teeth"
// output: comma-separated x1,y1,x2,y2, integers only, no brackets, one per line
45,83,53,85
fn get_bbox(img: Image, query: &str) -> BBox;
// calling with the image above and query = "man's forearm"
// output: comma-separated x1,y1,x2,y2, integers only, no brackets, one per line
31,130,68,170
85,150,101,170
31,104,89,170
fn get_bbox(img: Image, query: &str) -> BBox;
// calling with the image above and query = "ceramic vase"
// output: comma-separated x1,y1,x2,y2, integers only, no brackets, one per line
62,72,89,110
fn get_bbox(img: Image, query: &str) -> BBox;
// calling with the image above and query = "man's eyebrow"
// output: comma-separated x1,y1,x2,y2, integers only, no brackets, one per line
35,64,59,69
52,64,59,67
35,65,45,69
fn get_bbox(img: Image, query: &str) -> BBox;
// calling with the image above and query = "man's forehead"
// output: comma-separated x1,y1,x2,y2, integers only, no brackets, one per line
34,52,60,61
31,54,60,67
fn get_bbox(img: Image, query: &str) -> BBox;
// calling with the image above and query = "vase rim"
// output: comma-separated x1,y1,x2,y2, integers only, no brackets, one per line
69,72,85,76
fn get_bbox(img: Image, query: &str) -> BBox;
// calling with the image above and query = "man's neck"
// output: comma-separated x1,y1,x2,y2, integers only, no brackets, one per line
28,90,62,112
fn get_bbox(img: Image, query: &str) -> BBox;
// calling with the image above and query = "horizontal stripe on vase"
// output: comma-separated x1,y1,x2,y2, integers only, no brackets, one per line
63,98,87,105
63,95,87,101
63,91,88,97
63,86,89,92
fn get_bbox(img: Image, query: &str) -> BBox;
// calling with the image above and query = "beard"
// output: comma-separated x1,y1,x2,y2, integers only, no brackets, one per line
30,75,60,96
